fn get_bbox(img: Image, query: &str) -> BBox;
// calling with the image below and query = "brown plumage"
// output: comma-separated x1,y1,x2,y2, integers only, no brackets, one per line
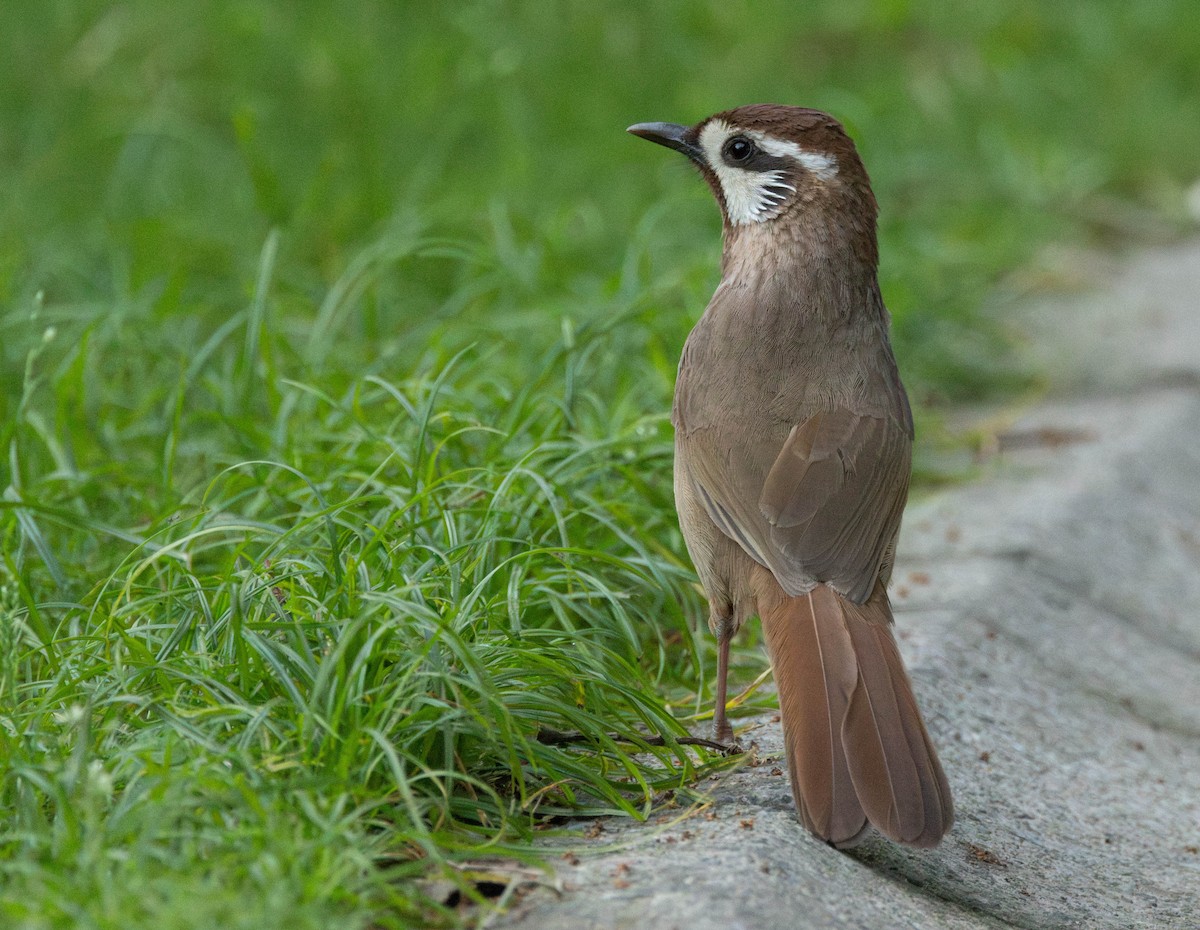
629,105,953,847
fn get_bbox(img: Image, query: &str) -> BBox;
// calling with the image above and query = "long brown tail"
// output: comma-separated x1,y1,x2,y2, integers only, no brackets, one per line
756,573,953,848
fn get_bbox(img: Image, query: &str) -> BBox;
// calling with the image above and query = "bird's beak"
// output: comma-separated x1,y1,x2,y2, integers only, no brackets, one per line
627,122,704,163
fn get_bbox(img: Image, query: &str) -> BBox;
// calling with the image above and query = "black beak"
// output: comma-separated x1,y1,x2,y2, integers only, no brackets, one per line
627,122,704,163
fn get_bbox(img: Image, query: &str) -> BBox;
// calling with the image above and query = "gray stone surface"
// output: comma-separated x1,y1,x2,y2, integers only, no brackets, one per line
497,241,1200,929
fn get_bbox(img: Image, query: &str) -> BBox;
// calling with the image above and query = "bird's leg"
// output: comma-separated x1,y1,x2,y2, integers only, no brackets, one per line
713,621,736,747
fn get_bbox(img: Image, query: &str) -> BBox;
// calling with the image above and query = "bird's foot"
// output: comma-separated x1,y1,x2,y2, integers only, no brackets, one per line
713,720,742,755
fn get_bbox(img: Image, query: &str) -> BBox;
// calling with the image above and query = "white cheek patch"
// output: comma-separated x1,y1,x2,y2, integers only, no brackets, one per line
712,166,796,226
698,119,840,225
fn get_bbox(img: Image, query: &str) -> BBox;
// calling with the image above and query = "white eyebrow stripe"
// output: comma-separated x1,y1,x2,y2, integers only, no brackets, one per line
756,134,840,180
795,150,839,180
754,135,806,159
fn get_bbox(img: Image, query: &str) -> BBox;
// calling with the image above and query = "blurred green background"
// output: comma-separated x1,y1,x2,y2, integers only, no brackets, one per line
2,2,1198,927
5,1,1197,407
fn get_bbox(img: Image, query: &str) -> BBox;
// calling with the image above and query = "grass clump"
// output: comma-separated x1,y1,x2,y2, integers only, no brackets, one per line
2,276,728,925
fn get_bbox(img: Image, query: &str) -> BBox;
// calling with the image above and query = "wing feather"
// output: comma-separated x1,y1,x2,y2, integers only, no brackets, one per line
681,408,911,603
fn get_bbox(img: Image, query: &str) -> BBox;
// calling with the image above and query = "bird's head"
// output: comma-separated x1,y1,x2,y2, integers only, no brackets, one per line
629,105,877,262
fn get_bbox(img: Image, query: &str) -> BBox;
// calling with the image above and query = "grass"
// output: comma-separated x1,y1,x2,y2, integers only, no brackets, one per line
2,1,1198,927
2,311,730,928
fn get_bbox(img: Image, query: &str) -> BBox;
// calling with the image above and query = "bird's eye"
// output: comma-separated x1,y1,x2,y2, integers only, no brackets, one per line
724,136,755,163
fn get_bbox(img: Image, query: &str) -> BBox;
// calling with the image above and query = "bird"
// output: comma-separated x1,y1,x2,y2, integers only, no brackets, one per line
627,105,953,848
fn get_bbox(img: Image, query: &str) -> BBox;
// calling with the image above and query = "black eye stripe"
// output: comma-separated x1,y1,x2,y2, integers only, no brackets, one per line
719,138,794,175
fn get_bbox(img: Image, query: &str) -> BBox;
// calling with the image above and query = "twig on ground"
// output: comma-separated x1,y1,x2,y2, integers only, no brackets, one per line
535,727,741,756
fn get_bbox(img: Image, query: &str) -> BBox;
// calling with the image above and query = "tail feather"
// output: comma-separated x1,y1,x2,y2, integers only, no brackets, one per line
760,586,865,842
887,637,954,846
757,571,953,847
